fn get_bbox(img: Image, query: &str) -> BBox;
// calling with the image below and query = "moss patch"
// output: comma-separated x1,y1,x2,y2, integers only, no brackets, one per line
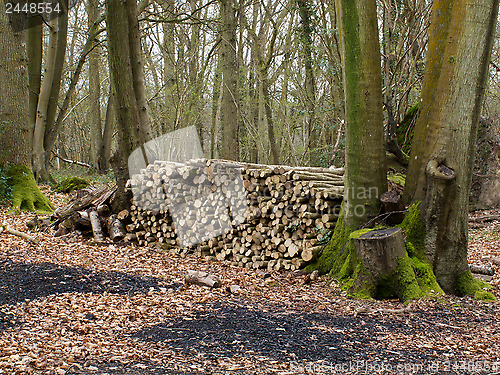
387,173,406,187
55,176,90,193
399,202,426,259
5,164,53,214
475,290,496,301
455,271,491,296
309,202,446,301
376,256,422,301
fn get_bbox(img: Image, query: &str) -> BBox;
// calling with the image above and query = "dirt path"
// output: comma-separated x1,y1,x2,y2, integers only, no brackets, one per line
0,206,499,374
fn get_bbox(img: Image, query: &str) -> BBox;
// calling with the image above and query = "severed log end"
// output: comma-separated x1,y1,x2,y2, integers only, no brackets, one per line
106,214,126,242
185,270,222,288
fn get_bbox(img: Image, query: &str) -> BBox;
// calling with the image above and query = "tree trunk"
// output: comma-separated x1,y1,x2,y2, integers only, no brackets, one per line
106,0,151,211
98,92,115,172
403,0,499,293
27,16,42,132
0,11,52,213
126,0,153,142
297,0,318,165
219,0,239,161
32,16,58,182
87,0,103,170
0,10,30,166
337,0,387,230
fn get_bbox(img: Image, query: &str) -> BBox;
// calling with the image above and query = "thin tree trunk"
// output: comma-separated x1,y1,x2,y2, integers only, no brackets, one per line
219,0,239,161
126,0,153,141
32,16,58,182
27,16,42,132
87,0,103,170
98,92,115,172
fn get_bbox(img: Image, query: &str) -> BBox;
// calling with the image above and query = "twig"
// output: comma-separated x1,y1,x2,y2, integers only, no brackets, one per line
0,223,39,244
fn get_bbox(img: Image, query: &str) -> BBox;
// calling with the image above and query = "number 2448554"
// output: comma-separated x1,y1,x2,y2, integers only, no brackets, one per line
5,2,61,14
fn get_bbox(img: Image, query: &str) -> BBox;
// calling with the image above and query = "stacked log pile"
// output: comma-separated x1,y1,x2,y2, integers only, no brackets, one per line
127,159,344,271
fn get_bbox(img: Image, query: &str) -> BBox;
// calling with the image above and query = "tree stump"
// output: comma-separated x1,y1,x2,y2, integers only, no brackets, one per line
353,228,406,280
380,191,405,224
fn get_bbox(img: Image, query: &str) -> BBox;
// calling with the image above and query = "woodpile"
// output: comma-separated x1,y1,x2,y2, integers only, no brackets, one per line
127,159,344,271
44,185,128,243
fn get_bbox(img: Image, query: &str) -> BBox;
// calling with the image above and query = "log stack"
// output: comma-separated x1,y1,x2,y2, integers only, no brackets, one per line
127,159,344,271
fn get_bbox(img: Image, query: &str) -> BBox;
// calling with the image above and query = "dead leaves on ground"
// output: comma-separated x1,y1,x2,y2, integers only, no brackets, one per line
0,202,499,374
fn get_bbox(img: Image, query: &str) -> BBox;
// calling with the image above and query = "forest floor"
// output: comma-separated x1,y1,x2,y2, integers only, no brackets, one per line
0,188,499,374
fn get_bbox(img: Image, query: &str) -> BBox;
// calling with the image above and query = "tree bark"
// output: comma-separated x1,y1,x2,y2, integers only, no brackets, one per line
0,9,30,165
27,16,42,132
106,0,152,211
403,0,499,293
297,0,318,165
87,0,103,170
219,0,239,161
337,0,387,230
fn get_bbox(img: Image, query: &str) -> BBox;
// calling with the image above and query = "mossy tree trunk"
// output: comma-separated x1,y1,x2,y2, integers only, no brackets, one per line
0,10,52,213
308,0,391,297
403,0,499,294
335,0,387,230
309,0,498,302
297,0,318,165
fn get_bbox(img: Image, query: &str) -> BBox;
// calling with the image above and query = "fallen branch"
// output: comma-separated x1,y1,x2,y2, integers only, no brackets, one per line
185,270,221,288
52,151,91,169
469,215,500,223
0,223,39,244
482,256,500,267
470,264,495,276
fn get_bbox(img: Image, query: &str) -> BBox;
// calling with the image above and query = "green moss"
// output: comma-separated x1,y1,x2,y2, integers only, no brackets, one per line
387,173,406,186
475,290,496,301
411,257,442,294
455,271,490,296
5,164,53,214
399,202,426,259
376,256,423,301
55,176,90,193
309,202,445,301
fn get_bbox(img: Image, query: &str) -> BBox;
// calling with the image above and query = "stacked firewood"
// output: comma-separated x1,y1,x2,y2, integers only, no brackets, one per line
127,159,344,271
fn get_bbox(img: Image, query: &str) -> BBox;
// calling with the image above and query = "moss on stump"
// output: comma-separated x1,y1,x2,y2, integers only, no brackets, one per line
55,176,90,193
308,203,443,301
5,164,53,214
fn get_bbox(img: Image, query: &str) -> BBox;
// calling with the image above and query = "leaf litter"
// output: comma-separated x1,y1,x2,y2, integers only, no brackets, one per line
0,194,499,374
